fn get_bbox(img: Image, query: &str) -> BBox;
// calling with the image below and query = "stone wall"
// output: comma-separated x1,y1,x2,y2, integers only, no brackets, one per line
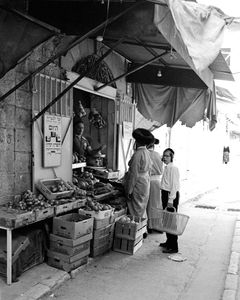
0,36,63,204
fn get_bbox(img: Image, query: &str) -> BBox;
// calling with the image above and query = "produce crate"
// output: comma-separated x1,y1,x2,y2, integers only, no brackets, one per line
0,229,46,281
0,207,36,229
49,233,92,248
79,210,115,230
47,248,90,264
94,216,115,230
53,213,94,239
47,255,88,272
54,202,75,216
50,239,90,256
114,208,127,219
114,216,147,240
72,198,87,209
78,208,114,220
0,234,30,264
35,207,54,222
93,223,115,239
36,178,74,200
91,231,114,249
90,241,112,258
113,235,143,255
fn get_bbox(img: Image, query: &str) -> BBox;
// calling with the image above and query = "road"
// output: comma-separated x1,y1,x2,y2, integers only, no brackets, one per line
41,158,240,300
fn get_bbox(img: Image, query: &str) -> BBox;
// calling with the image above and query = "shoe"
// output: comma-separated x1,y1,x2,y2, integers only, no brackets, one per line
159,242,168,247
143,232,148,239
162,248,178,254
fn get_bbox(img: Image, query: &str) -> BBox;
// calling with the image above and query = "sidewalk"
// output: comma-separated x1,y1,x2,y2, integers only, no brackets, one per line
0,178,236,300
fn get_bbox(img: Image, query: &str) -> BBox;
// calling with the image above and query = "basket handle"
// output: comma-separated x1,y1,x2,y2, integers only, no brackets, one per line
165,206,176,213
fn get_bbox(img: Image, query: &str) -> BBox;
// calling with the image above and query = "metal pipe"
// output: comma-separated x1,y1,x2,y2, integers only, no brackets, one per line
0,0,144,103
32,37,125,123
95,50,168,91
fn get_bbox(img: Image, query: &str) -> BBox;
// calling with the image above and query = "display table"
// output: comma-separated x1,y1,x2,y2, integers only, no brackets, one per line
0,198,86,285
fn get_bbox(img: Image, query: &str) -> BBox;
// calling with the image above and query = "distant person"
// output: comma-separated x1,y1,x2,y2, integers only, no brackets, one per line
146,138,163,233
159,148,180,254
124,128,154,221
223,146,230,164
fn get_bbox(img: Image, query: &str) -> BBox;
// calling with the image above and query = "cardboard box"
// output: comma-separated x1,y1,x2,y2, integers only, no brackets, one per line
113,235,143,255
114,216,147,240
53,213,94,239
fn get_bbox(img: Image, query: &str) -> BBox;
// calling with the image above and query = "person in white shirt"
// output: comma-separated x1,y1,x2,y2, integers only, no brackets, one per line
159,148,180,253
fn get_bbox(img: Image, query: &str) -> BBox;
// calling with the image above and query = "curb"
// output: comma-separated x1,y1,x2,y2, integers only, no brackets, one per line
222,218,240,300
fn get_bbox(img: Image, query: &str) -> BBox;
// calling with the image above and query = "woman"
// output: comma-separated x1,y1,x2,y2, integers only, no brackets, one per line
124,128,154,219
159,148,180,254
146,138,163,233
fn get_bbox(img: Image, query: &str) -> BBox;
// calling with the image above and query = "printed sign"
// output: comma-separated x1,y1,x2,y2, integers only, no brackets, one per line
43,114,62,167
122,121,133,139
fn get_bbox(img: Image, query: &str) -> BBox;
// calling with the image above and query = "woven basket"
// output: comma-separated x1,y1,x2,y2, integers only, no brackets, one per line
150,208,190,236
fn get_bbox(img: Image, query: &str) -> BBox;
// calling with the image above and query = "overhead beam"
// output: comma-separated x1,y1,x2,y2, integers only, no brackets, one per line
95,50,168,92
0,0,144,103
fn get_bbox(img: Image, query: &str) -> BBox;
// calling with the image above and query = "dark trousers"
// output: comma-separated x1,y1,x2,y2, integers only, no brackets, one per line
161,190,180,251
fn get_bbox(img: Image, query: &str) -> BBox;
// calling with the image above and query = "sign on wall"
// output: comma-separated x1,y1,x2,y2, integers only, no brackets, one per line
122,121,133,139
43,114,62,167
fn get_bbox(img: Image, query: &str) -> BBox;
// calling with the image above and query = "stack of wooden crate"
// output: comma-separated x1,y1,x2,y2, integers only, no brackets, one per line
113,216,147,255
47,212,94,272
79,208,115,257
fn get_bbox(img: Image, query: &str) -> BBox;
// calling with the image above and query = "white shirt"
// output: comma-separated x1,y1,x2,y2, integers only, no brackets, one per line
160,162,180,204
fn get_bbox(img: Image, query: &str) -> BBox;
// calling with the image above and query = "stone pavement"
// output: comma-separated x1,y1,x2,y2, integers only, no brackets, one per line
0,174,238,300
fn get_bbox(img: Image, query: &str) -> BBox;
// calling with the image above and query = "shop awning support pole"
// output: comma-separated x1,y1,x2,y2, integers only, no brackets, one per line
32,37,125,123
95,50,168,92
0,0,144,103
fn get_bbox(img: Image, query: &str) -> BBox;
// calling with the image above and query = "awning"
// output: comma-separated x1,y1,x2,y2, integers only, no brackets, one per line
0,0,235,131
0,6,58,79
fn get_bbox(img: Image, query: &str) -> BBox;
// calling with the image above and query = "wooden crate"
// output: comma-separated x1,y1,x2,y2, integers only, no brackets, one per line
36,178,74,200
50,240,90,256
35,207,54,222
93,223,115,239
47,255,88,272
114,216,147,240
54,202,74,216
47,248,90,264
90,242,112,258
113,235,143,255
0,207,35,229
91,231,114,249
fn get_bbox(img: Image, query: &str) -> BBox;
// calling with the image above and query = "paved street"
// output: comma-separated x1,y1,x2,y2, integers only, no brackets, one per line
39,157,240,300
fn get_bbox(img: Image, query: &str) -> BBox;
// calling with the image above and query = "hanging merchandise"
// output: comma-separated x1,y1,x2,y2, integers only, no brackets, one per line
73,99,87,119
88,107,106,129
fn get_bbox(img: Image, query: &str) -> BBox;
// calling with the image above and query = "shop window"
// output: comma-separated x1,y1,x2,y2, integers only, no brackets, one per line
32,73,72,117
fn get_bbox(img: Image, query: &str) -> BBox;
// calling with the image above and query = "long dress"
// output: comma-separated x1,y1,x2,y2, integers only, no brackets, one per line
124,146,152,218
147,150,163,229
